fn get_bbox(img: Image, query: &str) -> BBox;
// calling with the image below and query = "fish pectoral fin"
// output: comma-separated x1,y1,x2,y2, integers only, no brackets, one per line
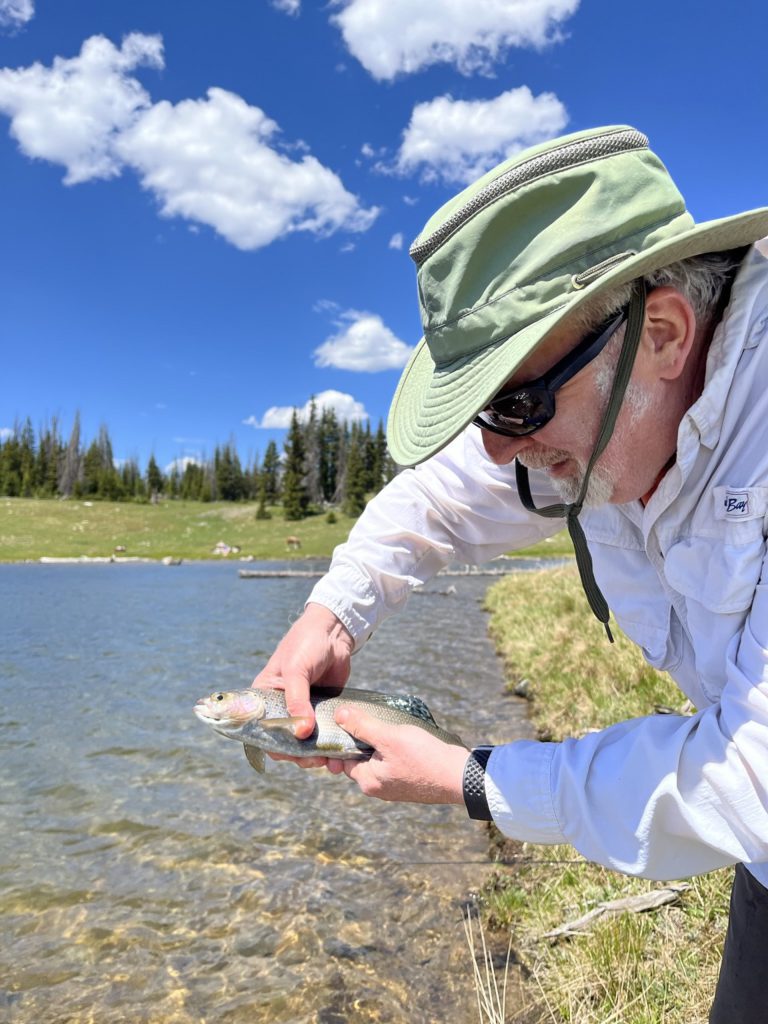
259,716,313,737
243,744,266,774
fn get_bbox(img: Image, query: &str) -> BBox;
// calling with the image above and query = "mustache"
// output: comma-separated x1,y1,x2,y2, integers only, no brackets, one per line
517,448,574,470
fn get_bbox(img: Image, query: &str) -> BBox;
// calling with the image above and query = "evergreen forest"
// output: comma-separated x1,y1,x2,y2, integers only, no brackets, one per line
0,405,398,519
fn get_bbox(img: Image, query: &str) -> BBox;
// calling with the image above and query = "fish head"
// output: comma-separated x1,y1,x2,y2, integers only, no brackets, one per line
194,689,267,733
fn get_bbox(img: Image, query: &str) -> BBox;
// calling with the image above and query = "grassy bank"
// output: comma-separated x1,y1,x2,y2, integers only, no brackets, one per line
481,564,730,1024
0,497,575,562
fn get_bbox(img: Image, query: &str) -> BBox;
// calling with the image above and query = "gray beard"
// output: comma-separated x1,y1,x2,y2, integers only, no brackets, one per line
550,464,614,507
518,451,614,508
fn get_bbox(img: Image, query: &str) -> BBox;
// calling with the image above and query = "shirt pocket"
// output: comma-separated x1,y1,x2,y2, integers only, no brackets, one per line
592,540,678,669
663,520,767,701
664,519,766,615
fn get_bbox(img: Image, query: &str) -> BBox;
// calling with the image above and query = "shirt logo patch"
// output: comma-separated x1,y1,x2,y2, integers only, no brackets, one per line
723,490,750,518
714,486,768,523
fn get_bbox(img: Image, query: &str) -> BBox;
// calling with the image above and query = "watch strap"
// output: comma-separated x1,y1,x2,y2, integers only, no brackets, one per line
463,746,494,821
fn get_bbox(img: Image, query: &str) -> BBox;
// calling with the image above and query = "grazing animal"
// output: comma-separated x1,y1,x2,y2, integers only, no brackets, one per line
285,536,301,551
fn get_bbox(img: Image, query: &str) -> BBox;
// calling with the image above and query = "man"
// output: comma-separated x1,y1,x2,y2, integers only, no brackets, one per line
254,125,768,1021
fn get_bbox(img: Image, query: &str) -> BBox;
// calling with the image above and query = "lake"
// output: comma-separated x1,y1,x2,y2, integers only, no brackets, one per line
0,560,536,1023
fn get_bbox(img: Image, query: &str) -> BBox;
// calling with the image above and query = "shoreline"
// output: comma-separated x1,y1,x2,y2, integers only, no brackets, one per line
2,553,573,569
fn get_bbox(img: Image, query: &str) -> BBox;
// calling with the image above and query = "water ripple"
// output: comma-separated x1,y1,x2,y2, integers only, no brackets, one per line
0,561,533,1022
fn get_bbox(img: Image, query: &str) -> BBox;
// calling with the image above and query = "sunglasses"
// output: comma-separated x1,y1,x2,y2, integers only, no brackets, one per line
472,306,630,439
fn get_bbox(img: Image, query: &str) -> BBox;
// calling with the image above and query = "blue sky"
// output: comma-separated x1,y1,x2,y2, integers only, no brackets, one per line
1,0,766,473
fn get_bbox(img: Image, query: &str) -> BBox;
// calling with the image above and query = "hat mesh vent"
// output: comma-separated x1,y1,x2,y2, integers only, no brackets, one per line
409,128,649,267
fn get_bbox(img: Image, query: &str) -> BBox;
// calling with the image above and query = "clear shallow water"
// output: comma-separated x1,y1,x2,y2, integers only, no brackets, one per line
0,561,536,1023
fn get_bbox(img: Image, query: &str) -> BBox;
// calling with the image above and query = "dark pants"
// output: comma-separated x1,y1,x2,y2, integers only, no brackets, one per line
709,864,768,1023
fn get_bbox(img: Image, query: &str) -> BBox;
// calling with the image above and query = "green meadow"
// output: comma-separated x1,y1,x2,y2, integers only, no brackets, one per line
0,497,575,562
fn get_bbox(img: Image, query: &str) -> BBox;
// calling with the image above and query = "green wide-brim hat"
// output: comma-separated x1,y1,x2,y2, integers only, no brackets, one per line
387,124,768,467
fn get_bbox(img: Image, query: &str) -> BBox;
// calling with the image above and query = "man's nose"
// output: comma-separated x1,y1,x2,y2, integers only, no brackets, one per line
480,429,532,465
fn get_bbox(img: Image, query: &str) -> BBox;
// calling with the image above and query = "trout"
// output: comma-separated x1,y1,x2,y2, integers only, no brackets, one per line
193,686,467,773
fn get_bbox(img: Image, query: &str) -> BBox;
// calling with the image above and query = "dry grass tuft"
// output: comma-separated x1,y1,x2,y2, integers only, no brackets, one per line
464,906,513,1024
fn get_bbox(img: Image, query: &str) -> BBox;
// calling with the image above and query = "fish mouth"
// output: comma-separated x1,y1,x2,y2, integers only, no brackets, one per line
193,700,219,723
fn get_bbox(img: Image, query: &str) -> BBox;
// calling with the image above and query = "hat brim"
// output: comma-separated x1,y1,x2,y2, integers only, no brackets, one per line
387,209,768,467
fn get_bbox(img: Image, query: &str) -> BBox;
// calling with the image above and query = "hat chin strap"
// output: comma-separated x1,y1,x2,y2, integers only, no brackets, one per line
514,281,647,643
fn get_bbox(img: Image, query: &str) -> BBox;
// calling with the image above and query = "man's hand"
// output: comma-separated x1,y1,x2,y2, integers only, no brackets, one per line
326,705,468,805
251,602,355,765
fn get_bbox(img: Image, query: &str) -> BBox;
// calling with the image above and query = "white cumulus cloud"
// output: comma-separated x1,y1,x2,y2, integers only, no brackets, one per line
0,34,378,249
314,310,414,372
388,232,404,250
0,33,163,184
165,455,202,474
117,87,379,250
397,86,568,184
332,0,579,80
0,426,13,440
272,0,300,14
0,0,34,31
244,389,369,429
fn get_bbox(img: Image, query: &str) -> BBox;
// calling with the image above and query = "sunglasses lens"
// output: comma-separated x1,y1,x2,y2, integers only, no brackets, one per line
477,388,552,436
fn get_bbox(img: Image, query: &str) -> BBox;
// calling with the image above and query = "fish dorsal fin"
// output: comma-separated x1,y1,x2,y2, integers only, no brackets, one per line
243,744,265,774
335,688,438,726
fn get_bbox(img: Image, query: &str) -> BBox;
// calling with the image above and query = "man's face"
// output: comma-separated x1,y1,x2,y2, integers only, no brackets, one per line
479,307,673,506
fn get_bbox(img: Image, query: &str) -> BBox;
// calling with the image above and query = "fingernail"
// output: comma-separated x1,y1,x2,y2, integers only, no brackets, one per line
288,716,313,737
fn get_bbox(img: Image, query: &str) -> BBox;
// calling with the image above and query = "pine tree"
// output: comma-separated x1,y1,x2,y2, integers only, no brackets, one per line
19,418,36,497
37,418,63,498
318,407,340,504
146,455,164,500
215,441,246,501
121,458,145,500
81,439,102,497
342,423,368,517
167,465,181,499
370,419,388,495
362,421,376,493
0,427,22,496
59,412,82,498
181,461,205,500
244,452,260,501
254,473,272,520
282,410,309,520
334,422,349,505
96,425,121,499
304,398,323,507
261,441,281,504
201,461,216,502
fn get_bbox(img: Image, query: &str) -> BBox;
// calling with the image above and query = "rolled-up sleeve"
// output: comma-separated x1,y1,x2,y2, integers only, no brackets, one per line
308,429,561,650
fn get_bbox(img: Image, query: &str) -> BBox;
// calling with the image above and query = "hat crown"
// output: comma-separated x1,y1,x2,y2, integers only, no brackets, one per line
411,124,692,366
387,122,768,468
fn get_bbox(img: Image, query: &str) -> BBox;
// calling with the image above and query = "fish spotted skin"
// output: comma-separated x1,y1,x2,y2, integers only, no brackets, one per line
193,686,467,772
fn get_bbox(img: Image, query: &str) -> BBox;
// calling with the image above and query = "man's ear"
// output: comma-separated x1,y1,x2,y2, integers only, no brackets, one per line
641,286,697,381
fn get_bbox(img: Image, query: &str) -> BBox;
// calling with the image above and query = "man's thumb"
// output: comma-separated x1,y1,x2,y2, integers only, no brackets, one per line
334,706,382,746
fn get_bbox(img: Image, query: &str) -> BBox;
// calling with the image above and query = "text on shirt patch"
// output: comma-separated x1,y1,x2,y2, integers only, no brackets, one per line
713,486,768,523
724,491,750,517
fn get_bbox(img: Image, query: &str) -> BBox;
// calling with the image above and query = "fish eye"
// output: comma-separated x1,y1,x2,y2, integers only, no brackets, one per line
215,693,224,701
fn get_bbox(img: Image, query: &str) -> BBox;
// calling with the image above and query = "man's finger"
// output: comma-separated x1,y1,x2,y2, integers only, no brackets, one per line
334,706,386,748
268,751,328,769
251,675,316,740
280,682,316,739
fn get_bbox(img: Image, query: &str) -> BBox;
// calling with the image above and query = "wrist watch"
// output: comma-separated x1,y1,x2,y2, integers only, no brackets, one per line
463,746,494,820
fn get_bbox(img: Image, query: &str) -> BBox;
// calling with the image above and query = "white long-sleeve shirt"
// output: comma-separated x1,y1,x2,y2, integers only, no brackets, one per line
309,241,768,884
